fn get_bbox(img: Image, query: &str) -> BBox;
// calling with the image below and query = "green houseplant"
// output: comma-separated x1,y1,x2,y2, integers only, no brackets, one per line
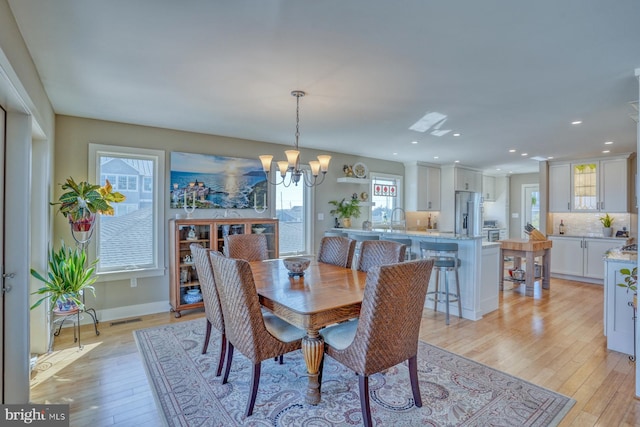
329,198,361,228
30,241,98,312
599,213,614,237
617,266,637,308
51,177,126,230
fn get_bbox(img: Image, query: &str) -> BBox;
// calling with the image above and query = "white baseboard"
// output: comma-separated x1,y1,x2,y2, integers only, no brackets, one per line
71,301,170,326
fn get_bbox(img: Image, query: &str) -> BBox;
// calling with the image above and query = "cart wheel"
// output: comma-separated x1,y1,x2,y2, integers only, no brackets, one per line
175,311,182,318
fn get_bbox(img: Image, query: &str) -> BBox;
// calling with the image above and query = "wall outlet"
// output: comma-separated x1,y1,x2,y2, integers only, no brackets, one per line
417,219,421,225
318,213,324,221
511,213,519,218
130,277,137,288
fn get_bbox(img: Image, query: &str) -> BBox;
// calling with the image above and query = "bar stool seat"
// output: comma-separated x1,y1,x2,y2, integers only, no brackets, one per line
419,241,462,325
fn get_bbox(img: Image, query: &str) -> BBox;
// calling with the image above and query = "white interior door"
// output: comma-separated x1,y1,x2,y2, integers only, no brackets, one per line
0,105,5,401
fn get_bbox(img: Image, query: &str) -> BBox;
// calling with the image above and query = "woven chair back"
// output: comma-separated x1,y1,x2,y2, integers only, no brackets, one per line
356,240,407,272
223,233,268,261
209,254,299,363
327,259,434,376
190,244,224,332
317,236,356,268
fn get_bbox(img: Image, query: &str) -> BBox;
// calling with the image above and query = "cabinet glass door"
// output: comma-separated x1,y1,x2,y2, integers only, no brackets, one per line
572,163,598,211
216,222,246,253
177,223,211,305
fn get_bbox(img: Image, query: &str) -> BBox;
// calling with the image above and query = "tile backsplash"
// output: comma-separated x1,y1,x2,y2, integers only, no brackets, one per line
550,213,632,237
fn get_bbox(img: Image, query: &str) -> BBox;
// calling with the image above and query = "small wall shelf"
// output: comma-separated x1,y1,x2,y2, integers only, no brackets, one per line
337,177,371,184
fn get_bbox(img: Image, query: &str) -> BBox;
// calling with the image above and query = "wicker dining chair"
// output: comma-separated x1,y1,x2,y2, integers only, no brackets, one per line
355,240,407,272
319,259,435,427
223,233,268,261
209,254,306,417
189,244,227,376
317,236,357,268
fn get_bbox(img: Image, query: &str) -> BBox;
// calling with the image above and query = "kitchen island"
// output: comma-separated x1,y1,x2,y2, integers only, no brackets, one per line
329,228,501,320
603,245,637,357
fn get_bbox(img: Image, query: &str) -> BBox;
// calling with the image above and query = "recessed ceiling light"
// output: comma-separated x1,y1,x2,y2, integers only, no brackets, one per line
521,153,528,156
547,156,554,160
509,149,516,153
495,168,501,171
433,156,439,159
509,170,513,174
393,152,398,155
411,141,418,144
571,120,582,125
604,141,613,145
602,150,610,153
454,160,460,163
453,133,461,137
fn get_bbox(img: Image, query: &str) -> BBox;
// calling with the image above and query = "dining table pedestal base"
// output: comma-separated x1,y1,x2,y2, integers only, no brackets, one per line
302,331,324,405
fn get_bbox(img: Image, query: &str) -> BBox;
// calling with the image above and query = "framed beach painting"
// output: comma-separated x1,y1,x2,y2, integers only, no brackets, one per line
170,152,267,209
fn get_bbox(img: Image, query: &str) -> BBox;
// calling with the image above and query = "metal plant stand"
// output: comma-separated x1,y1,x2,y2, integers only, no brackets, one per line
629,300,636,363
70,222,100,337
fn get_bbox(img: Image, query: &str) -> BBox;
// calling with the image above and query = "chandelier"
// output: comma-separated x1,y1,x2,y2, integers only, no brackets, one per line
259,90,331,187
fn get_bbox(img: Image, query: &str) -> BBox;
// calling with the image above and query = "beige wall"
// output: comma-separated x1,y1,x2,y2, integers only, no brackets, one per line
55,115,403,316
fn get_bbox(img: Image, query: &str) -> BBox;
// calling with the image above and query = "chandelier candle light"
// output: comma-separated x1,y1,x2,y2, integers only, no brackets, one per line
259,90,331,187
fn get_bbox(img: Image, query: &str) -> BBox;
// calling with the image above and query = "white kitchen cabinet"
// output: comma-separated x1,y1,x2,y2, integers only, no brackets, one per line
482,175,496,201
404,162,440,211
549,155,631,213
549,236,625,281
455,167,482,192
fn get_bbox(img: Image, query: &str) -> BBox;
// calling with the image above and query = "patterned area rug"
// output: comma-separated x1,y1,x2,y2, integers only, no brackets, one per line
134,319,574,426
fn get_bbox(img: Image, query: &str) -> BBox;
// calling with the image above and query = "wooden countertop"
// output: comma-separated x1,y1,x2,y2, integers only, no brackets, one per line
500,238,552,251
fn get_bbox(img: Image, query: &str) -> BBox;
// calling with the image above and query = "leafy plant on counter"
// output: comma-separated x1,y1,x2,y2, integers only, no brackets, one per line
599,213,614,228
617,266,637,294
329,198,361,219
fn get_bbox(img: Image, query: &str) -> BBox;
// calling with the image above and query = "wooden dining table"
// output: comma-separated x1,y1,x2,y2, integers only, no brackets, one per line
250,257,368,405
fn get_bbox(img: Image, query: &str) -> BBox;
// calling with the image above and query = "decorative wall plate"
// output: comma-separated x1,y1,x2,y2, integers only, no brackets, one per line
353,162,368,178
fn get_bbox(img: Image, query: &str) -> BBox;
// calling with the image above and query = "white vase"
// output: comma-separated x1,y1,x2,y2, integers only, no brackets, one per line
603,227,613,237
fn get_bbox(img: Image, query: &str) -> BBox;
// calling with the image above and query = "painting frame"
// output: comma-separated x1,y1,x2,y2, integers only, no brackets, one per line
169,152,267,210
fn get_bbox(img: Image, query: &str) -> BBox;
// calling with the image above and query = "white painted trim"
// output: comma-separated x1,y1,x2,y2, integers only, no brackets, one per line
96,301,171,324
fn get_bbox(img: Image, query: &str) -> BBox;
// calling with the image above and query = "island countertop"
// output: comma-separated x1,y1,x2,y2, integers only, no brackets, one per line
331,228,483,241
604,247,637,264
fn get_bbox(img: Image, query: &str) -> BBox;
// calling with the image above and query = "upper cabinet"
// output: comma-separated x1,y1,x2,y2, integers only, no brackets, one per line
455,167,482,192
404,162,441,211
482,175,496,201
548,155,633,213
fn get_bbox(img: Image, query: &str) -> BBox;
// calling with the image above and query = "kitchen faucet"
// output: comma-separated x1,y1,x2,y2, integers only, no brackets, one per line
390,207,406,232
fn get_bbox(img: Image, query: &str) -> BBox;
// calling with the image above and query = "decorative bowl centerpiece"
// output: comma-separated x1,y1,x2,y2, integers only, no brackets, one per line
282,257,311,278
252,227,266,234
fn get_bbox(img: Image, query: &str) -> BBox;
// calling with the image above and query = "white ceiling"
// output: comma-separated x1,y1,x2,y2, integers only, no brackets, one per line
7,1,640,174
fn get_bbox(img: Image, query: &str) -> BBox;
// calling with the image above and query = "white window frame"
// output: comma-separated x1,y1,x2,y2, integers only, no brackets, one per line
89,143,165,280
370,172,404,227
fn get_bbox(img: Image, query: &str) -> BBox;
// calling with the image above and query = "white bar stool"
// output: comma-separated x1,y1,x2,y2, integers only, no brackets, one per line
419,241,462,325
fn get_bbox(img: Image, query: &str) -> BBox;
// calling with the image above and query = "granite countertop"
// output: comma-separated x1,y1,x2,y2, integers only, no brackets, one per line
332,228,482,241
604,247,638,264
549,233,630,240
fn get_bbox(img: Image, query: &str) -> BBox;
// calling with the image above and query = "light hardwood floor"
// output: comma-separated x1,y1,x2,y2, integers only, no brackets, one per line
30,277,640,426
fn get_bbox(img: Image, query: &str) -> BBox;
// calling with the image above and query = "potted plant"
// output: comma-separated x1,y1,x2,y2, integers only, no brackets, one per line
51,177,126,231
617,266,637,308
329,198,361,228
600,213,614,237
30,241,98,313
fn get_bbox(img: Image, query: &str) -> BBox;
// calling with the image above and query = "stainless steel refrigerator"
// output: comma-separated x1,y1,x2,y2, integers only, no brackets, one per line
454,191,481,236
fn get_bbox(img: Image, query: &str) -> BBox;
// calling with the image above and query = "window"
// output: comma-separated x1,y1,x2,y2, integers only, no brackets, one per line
370,173,403,227
89,144,165,279
274,172,313,256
